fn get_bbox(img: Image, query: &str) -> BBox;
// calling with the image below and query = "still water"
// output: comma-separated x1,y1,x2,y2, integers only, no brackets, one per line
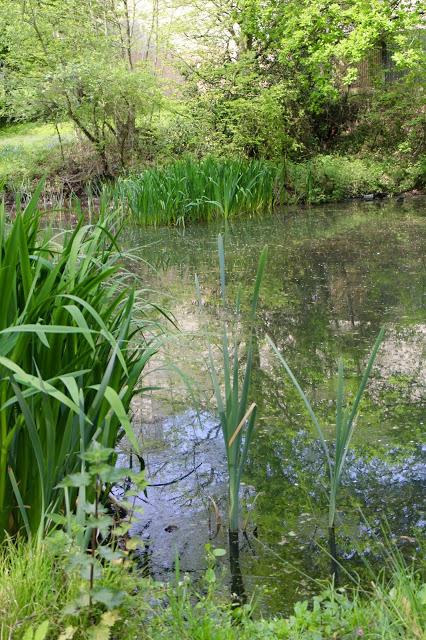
122,197,425,613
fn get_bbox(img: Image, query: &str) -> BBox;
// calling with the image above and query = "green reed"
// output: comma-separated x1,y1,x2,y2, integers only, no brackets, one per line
267,329,385,577
115,157,280,225
205,236,267,532
0,185,160,539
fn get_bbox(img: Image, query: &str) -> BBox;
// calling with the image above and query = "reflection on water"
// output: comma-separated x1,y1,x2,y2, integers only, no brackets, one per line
123,197,425,613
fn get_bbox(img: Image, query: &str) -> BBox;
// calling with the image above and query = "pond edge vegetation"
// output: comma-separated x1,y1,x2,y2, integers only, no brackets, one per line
112,154,425,226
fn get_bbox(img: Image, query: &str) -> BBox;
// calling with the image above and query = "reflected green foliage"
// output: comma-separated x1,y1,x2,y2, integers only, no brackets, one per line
269,330,384,524
128,198,425,610
268,329,384,576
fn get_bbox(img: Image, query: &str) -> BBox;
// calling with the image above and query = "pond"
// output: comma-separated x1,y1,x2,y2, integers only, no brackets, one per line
120,197,426,614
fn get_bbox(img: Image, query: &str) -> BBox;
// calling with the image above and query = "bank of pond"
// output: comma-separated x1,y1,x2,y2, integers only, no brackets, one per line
3,153,425,224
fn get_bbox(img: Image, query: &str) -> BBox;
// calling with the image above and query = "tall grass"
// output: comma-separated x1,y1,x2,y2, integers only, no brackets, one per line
0,185,160,539
267,329,385,577
115,157,280,225
205,236,267,532
113,154,417,227
2,536,424,639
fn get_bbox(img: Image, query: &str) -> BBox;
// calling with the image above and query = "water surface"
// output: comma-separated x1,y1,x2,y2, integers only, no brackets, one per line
123,197,426,613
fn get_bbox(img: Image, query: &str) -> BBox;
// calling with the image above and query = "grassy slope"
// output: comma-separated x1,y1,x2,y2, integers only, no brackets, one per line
0,122,75,187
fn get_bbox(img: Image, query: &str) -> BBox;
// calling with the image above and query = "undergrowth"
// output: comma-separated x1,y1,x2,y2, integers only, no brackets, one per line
1,539,424,639
0,120,424,217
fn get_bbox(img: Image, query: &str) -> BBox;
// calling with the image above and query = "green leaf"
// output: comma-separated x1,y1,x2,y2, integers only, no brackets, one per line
91,587,125,608
34,620,50,640
266,334,332,472
89,384,139,453
8,467,32,539
57,472,92,488
0,356,80,414
205,568,216,583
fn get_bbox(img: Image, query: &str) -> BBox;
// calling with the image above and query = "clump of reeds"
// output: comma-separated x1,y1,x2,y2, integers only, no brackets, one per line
205,235,267,533
267,329,385,578
115,157,280,225
0,184,160,539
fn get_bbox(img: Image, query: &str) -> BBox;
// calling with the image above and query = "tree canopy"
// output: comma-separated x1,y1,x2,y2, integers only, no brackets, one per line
0,0,424,168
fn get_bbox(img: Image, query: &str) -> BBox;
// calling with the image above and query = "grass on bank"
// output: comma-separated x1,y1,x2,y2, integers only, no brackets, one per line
0,538,424,639
0,122,75,190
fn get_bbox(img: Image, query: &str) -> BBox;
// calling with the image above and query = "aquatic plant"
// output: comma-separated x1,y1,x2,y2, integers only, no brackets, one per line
267,329,385,578
115,157,280,225
205,235,267,533
108,154,415,225
0,186,160,539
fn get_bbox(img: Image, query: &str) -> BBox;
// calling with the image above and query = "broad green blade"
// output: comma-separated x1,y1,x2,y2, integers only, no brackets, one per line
11,380,46,520
0,356,80,414
8,467,32,539
334,358,345,463
89,384,139,454
336,327,385,480
346,327,385,430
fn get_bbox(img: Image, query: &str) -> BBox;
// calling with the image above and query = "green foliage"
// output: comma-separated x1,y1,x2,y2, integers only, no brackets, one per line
1,0,425,184
284,155,425,202
0,535,149,639
267,329,385,572
0,122,76,193
114,154,425,227
178,0,425,159
116,157,280,225
0,0,161,171
348,83,426,161
51,439,146,621
1,532,425,639
0,190,160,538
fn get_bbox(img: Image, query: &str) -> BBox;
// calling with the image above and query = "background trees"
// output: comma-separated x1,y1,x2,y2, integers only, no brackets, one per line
0,0,161,172
0,0,424,172
171,0,425,159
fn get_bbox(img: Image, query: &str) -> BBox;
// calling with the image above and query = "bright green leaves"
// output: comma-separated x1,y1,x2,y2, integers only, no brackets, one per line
50,439,145,622
0,0,161,170
117,157,279,226
0,192,158,539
